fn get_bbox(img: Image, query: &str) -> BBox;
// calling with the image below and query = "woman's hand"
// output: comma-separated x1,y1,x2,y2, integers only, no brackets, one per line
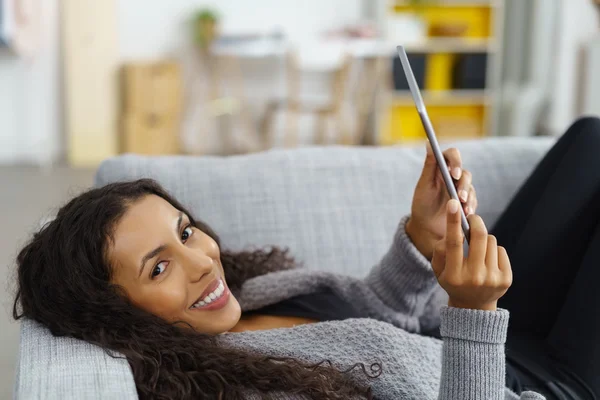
406,144,477,260
431,199,512,311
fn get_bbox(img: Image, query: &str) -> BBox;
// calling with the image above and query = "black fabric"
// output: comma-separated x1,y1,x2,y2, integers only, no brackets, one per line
243,287,367,322
492,117,600,400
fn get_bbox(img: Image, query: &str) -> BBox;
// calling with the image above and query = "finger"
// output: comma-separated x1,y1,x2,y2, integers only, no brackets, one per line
445,199,464,271
426,141,433,155
420,142,439,184
464,186,478,216
485,235,498,269
498,246,513,288
466,214,488,267
431,240,446,279
442,148,462,180
456,170,472,203
498,246,512,272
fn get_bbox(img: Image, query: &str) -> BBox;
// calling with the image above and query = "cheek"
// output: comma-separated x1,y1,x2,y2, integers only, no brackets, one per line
203,236,220,259
138,279,188,319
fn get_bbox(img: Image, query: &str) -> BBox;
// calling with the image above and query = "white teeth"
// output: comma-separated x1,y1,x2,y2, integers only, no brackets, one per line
192,279,227,309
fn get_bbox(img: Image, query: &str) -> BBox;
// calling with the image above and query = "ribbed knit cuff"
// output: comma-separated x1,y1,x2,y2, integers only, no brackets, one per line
440,306,509,344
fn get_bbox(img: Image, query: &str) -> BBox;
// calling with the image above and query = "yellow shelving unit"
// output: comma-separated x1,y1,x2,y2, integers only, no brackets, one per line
379,0,504,144
392,89,491,105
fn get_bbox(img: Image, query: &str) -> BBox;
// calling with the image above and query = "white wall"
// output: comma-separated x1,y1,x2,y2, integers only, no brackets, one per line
0,58,23,162
116,0,364,153
0,0,61,165
117,0,363,60
544,0,599,136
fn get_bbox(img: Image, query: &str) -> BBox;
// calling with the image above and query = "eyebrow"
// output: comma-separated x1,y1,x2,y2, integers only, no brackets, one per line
138,212,184,278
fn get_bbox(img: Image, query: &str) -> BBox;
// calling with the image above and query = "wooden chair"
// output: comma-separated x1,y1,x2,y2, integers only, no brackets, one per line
261,46,393,148
260,49,354,148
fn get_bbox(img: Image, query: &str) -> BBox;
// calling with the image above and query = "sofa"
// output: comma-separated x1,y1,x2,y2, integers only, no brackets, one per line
15,137,555,399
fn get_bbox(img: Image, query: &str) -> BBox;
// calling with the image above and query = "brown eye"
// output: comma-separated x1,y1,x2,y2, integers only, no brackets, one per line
181,226,193,242
151,262,168,278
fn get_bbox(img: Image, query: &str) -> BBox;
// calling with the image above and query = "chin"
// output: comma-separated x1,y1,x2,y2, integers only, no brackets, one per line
220,296,242,332
193,295,242,335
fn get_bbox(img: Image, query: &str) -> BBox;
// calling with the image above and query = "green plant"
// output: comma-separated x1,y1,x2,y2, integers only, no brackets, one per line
194,9,218,23
193,8,219,48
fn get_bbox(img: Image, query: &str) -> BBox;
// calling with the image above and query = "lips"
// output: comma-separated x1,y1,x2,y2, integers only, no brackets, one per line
190,278,221,308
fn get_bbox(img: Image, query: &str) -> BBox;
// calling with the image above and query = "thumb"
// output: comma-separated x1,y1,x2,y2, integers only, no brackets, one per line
430,239,446,279
419,142,438,184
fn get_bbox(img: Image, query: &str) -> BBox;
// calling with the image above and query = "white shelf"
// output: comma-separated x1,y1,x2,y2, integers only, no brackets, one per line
209,37,495,60
392,89,491,105
392,0,500,7
402,38,495,53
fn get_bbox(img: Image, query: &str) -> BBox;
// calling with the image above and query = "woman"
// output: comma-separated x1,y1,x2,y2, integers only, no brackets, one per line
13,118,600,399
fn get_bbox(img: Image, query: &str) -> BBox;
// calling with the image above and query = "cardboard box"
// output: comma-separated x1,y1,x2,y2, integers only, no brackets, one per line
121,62,183,116
121,114,180,155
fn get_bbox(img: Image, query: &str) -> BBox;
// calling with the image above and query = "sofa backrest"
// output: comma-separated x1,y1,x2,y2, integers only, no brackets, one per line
95,138,553,277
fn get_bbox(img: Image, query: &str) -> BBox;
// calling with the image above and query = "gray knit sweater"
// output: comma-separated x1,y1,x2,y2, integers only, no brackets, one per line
218,217,545,400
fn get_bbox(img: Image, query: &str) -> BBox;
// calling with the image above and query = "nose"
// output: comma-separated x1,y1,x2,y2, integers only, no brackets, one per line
179,247,214,282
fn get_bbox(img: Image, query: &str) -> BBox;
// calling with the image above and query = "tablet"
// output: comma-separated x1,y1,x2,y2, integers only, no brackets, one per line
396,45,471,242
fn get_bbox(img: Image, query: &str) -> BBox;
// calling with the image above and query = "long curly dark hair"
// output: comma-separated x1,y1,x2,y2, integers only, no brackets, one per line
13,179,381,399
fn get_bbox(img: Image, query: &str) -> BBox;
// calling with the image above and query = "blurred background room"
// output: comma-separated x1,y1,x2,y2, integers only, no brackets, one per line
1,0,600,397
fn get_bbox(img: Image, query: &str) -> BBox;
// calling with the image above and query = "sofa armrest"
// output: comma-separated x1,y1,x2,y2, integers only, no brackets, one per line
15,320,137,400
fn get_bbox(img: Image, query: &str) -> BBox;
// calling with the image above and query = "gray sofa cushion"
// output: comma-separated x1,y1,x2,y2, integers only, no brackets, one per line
16,138,555,399
95,138,554,278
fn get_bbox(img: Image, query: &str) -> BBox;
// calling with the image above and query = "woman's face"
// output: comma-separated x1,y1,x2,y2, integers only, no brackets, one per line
109,195,241,335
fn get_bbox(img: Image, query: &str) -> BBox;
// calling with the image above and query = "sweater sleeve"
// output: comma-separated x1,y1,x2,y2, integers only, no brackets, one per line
235,216,441,332
438,306,545,400
363,216,443,326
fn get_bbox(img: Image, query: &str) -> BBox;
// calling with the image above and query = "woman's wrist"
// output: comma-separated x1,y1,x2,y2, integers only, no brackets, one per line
405,217,439,261
448,299,497,312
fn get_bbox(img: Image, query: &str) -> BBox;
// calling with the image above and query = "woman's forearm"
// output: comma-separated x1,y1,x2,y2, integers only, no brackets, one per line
364,216,440,322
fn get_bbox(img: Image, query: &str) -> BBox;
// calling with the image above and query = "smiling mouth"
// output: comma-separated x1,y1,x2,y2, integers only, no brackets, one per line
190,278,226,309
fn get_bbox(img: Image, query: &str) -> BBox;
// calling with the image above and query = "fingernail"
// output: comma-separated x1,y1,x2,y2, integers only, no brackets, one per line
465,206,472,215
459,190,468,202
448,199,459,214
452,167,462,180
